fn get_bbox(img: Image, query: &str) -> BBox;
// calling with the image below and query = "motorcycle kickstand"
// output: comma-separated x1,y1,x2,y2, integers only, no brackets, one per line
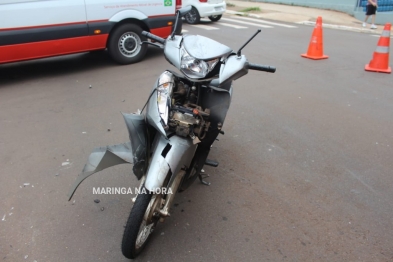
198,170,211,186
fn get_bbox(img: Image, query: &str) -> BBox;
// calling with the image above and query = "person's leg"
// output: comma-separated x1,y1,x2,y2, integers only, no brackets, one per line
363,15,369,27
364,15,370,22
370,8,377,29
363,4,371,27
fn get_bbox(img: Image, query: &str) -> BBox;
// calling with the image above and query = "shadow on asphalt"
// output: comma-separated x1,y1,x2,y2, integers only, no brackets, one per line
0,46,163,86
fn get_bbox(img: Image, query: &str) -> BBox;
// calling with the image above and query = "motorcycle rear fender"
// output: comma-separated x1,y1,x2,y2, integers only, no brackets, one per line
144,134,197,192
67,142,133,200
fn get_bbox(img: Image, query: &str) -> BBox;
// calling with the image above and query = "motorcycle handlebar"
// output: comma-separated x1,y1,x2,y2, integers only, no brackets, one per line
142,31,165,44
247,63,276,73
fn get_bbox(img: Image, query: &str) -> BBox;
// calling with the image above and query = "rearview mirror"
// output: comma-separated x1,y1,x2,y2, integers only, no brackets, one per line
178,6,192,17
171,6,192,38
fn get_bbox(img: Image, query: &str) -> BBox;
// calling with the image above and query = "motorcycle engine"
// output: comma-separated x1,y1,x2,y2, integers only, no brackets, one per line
167,81,210,140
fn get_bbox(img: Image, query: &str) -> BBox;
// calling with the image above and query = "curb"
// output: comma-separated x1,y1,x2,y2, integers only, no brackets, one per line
297,21,381,34
225,10,382,34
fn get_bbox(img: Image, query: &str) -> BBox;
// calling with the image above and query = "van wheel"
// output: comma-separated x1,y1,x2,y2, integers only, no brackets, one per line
208,15,222,22
108,24,147,65
185,7,200,24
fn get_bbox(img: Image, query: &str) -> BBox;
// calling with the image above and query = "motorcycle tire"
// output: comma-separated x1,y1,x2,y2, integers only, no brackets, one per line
121,189,154,259
108,23,147,65
208,15,222,22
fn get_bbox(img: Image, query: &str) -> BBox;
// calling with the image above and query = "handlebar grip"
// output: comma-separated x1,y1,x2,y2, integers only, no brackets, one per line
248,63,276,73
142,31,165,44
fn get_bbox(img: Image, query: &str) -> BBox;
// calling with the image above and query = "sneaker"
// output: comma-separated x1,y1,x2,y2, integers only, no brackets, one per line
370,24,377,29
362,22,366,27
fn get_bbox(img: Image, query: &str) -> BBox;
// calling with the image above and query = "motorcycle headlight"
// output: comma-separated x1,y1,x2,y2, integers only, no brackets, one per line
157,71,174,126
180,46,219,79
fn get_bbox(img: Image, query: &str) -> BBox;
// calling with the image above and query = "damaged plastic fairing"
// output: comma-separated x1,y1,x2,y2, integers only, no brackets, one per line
67,142,134,200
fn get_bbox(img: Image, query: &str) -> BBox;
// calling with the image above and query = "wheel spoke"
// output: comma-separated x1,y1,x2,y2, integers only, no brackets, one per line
135,221,154,249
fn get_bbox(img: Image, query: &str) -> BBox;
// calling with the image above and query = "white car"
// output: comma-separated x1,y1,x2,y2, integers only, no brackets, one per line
183,0,226,24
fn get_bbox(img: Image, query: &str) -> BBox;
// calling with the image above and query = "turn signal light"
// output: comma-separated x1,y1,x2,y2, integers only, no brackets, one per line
168,22,173,26
94,30,101,34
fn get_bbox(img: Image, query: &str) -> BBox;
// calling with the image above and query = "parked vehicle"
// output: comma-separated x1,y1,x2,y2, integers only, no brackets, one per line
68,6,276,259
0,0,183,65
183,0,226,24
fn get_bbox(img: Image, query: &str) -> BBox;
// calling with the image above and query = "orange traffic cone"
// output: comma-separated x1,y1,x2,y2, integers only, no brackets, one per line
301,17,328,60
365,23,391,74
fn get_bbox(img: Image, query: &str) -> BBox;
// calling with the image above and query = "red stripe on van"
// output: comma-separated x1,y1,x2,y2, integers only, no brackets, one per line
0,22,86,32
150,26,173,38
0,20,108,32
0,35,108,64
148,14,177,18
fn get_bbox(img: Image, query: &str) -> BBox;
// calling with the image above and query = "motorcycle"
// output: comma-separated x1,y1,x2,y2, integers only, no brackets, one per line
68,6,276,259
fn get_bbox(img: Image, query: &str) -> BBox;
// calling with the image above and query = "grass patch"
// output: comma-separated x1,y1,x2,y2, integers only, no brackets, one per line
227,2,235,7
240,7,261,12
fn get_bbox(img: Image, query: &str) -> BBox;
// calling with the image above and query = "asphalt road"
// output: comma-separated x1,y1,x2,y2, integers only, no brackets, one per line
1,18,392,262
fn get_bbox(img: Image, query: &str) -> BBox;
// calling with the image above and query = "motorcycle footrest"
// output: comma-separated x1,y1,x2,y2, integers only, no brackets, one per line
198,174,211,186
205,159,219,167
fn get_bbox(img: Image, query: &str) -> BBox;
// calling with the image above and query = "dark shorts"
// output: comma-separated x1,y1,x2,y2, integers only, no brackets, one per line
366,5,377,15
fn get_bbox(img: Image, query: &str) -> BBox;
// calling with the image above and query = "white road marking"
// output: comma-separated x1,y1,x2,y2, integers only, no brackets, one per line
347,169,377,194
190,24,219,30
217,22,248,29
232,16,297,28
221,18,273,28
371,34,392,38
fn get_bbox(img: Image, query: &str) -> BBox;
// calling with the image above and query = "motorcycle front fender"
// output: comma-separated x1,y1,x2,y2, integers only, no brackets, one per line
67,142,133,200
144,135,197,192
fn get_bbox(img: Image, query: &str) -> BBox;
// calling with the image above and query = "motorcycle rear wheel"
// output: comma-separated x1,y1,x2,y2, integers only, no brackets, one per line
121,188,157,259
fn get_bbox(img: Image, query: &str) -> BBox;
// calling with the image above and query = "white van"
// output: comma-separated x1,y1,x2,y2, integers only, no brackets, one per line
0,0,182,65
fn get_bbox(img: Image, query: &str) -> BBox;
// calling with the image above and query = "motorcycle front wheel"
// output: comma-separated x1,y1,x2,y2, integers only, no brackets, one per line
121,188,158,259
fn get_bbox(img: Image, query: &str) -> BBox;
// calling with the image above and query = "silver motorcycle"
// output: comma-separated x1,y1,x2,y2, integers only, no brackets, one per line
68,6,276,259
